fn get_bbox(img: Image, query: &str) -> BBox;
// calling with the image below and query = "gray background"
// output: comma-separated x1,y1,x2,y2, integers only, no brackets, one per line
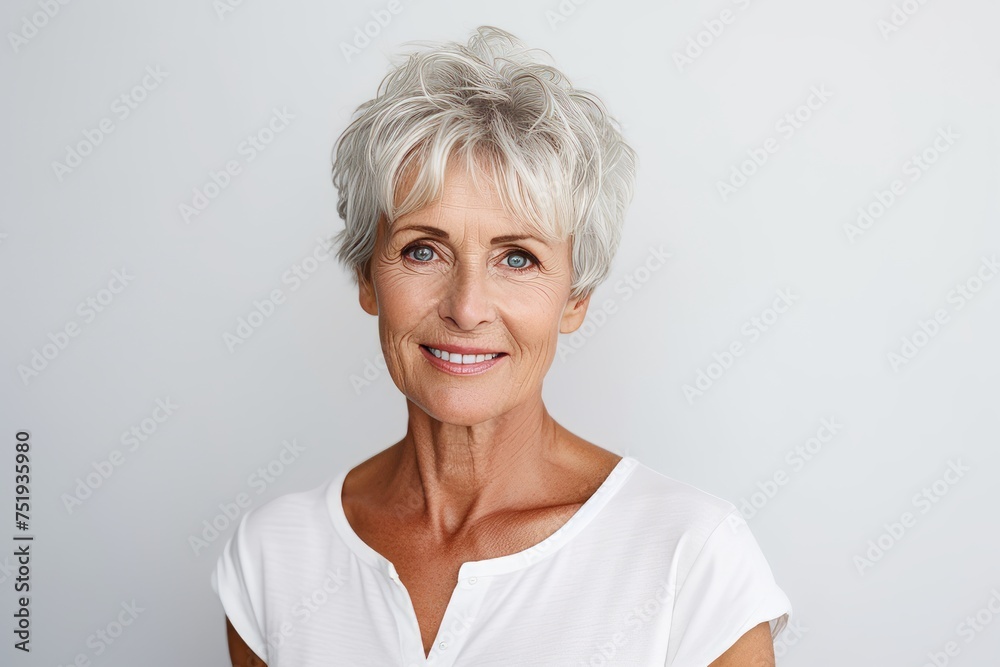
1,0,998,665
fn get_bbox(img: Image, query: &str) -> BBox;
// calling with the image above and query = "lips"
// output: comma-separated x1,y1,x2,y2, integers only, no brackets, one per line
418,344,507,375
421,344,507,365
422,342,506,355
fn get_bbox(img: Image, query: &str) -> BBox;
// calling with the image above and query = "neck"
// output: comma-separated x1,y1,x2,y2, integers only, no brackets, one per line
382,394,572,538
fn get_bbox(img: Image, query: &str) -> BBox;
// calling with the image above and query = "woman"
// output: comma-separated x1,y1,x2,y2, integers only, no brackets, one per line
212,25,791,666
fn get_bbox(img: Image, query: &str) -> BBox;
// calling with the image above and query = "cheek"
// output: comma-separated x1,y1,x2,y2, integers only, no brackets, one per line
502,284,569,354
507,279,568,322
376,259,569,331
525,279,566,309
375,262,437,311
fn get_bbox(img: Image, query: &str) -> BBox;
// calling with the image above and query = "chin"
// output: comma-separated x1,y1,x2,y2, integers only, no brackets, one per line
415,390,507,426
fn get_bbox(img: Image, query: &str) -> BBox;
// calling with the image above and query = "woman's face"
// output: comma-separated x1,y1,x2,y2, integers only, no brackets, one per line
358,159,592,427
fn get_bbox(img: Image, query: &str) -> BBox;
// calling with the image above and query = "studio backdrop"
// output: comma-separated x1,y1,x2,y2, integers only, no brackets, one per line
1,0,998,665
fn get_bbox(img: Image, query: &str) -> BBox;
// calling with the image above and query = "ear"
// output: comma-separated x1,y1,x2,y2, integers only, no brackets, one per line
357,266,378,316
559,289,593,334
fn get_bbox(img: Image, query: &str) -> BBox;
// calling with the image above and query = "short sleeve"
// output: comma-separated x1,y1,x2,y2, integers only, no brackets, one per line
210,510,270,663
665,509,791,667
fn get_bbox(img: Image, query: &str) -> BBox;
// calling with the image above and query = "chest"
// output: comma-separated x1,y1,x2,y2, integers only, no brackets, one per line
356,506,584,658
391,556,464,658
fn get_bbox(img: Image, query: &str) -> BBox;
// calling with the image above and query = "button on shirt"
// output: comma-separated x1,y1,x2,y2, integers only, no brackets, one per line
211,456,792,666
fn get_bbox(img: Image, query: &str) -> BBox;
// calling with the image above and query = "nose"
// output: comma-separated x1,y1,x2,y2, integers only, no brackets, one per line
439,260,496,331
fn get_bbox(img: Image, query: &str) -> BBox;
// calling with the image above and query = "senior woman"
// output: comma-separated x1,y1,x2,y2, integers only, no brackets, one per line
211,25,791,666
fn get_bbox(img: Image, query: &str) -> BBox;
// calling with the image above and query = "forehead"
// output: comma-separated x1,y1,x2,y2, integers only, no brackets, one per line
394,158,517,227
436,162,504,210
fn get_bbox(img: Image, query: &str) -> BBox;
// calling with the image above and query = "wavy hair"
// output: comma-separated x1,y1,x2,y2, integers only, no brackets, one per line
329,25,637,300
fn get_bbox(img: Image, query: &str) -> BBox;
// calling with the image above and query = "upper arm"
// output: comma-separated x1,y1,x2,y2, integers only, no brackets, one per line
707,621,775,667
226,615,267,667
665,508,791,665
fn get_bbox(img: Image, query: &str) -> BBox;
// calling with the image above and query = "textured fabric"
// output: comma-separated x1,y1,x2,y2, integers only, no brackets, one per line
210,455,791,666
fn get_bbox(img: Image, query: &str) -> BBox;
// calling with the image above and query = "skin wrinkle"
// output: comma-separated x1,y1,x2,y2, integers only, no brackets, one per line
226,28,778,664
391,150,564,255
355,156,595,538
227,171,776,667
337,155,733,664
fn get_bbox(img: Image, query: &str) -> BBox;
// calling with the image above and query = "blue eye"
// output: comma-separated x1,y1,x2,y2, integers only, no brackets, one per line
402,244,538,272
504,251,535,271
405,245,436,262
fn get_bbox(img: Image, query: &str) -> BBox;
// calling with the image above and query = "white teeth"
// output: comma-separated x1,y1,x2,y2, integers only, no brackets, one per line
427,347,501,364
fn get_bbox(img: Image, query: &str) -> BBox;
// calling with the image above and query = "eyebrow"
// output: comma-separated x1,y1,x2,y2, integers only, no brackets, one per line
392,224,549,246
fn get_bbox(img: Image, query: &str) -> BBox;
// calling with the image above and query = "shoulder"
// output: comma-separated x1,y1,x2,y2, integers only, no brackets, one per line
235,474,340,550
602,459,753,579
620,459,739,536
211,475,346,666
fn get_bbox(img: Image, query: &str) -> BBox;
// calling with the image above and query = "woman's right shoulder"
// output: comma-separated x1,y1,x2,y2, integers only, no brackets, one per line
235,471,344,542
236,447,398,545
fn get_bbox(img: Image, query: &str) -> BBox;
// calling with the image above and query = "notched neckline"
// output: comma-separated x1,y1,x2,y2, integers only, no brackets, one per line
326,455,639,578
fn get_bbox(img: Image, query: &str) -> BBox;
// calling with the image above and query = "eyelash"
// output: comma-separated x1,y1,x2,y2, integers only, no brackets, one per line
402,243,538,273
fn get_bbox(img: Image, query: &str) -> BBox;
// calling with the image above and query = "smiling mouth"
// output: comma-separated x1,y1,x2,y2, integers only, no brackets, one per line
420,345,508,365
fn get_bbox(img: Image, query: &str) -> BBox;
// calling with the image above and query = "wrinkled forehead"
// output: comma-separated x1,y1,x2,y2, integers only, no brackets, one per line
437,169,505,210
394,156,505,210
386,160,519,236
388,196,523,245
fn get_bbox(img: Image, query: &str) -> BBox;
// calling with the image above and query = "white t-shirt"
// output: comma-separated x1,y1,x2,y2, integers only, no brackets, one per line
211,455,791,666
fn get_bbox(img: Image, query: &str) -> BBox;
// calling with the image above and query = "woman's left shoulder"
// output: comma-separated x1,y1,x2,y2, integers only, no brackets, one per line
617,458,742,540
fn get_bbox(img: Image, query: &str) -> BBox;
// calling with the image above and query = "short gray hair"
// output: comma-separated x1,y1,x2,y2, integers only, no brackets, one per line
328,25,638,299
